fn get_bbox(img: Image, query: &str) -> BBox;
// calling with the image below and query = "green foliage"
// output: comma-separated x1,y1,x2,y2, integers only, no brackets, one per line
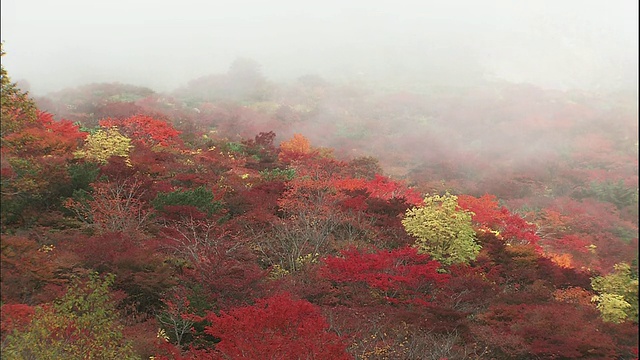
3,157,44,194
259,167,296,182
2,273,140,359
225,141,246,154
588,180,639,209
0,194,29,228
73,127,132,164
152,186,222,216
402,192,480,266
1,157,46,228
74,122,100,135
591,262,639,323
68,162,100,190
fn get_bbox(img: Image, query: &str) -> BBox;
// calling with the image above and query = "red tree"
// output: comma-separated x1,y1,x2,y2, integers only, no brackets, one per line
320,246,449,306
100,114,181,147
203,293,349,359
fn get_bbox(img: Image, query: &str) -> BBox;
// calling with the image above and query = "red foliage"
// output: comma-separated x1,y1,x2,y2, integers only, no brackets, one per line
320,246,448,306
100,114,182,147
332,174,422,206
3,111,86,157
476,302,619,359
439,264,499,312
228,181,285,225
1,303,35,339
457,194,503,226
38,111,87,141
363,174,423,205
204,293,350,359
535,197,638,271
65,177,153,233
69,232,176,314
458,194,540,246
599,321,640,360
0,235,62,304
173,236,267,310
128,144,182,179
241,131,279,170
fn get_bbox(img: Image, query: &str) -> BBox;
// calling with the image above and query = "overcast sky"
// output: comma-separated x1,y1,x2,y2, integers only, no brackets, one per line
1,0,638,95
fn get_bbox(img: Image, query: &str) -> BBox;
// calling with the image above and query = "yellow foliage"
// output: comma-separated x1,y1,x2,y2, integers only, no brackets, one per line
402,192,479,266
591,293,632,323
74,127,132,164
591,262,639,323
295,252,319,269
268,264,290,279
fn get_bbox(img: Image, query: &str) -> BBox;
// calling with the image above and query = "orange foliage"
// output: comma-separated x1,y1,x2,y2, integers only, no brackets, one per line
547,252,574,269
2,111,86,157
552,286,594,307
278,133,312,161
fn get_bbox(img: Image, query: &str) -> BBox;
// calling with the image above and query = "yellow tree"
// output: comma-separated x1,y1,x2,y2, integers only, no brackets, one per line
591,262,639,323
74,127,132,164
402,192,480,266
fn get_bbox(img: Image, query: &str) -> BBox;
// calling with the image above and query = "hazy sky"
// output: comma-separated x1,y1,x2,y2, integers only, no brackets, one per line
1,0,637,95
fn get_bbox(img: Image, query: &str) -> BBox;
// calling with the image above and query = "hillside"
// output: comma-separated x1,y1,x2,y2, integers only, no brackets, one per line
1,52,638,359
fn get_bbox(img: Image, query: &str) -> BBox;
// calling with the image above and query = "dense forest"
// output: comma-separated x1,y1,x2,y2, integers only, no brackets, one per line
1,47,638,359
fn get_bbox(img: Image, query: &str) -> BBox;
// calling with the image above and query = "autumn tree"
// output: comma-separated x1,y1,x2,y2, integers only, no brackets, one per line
1,105,87,228
320,246,449,306
0,43,38,137
74,127,133,164
457,194,540,246
0,235,61,304
99,114,182,147
278,133,313,162
474,301,619,359
156,288,198,347
254,158,351,272
225,57,272,102
0,303,35,343
69,232,176,315
402,192,480,266
203,293,349,359
591,263,639,323
65,177,153,234
1,273,140,359
152,186,226,261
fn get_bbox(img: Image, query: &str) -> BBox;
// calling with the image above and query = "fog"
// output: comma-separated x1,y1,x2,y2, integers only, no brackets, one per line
1,0,637,95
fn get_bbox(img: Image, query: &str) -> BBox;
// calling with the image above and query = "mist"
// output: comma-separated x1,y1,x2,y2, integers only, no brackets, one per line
1,0,637,95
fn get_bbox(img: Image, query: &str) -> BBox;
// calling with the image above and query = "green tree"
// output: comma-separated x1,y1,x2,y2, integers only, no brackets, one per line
152,186,223,216
2,273,140,359
402,192,480,266
591,262,639,323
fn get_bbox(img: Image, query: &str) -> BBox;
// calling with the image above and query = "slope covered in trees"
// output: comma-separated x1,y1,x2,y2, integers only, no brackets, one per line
2,50,638,359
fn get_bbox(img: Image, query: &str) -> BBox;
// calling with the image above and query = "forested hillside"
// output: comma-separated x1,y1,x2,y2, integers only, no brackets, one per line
2,48,638,359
